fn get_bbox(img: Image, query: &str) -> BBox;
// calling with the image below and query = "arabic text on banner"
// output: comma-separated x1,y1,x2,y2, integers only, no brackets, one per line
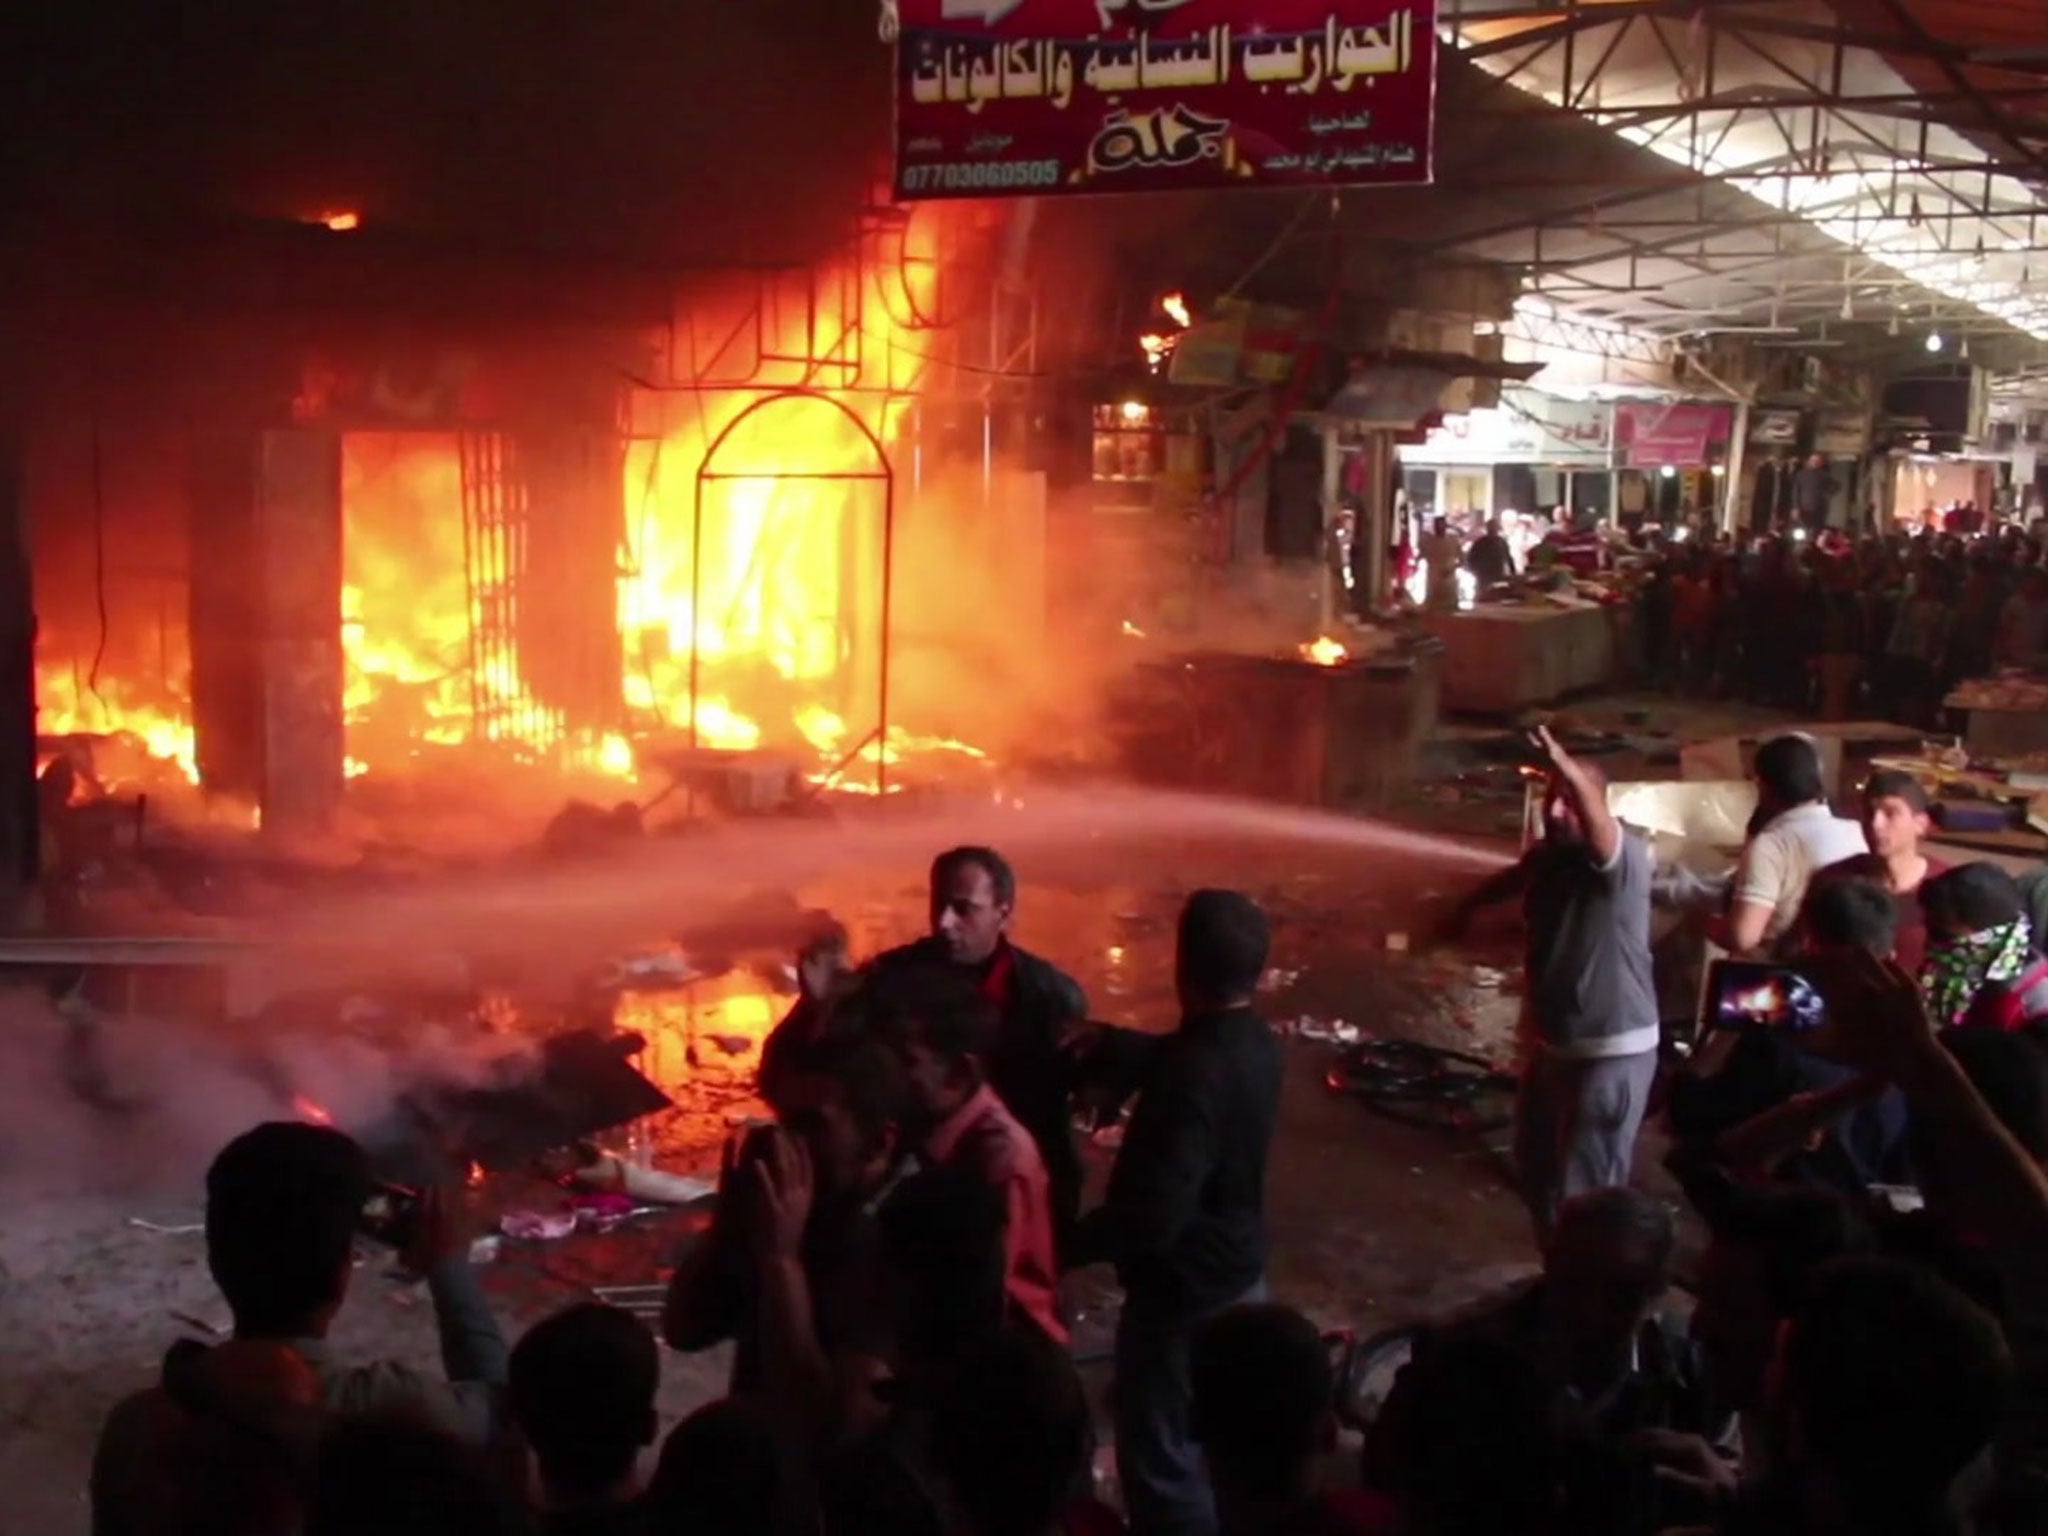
895,0,1438,200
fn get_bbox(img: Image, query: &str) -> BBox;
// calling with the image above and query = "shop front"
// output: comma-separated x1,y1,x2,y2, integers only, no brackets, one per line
1396,385,1612,558
1610,399,1734,530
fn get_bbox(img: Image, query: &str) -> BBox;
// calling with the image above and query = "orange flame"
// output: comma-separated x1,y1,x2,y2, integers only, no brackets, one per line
1299,636,1348,667
1162,291,1191,327
34,202,989,797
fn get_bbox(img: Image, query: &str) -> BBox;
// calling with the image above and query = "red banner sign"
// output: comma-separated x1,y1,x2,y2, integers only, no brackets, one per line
894,0,1437,200
1613,402,1734,467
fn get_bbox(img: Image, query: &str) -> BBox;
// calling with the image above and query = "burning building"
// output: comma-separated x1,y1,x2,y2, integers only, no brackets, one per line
0,2,1099,900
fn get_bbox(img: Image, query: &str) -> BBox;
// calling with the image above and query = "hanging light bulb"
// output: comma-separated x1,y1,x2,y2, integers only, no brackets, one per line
1888,312,1900,337
1909,195,1924,227
1960,337,1971,359
1841,290,1855,321
1926,330,1944,353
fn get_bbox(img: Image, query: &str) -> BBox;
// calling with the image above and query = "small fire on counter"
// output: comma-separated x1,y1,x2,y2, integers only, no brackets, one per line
1297,636,1349,667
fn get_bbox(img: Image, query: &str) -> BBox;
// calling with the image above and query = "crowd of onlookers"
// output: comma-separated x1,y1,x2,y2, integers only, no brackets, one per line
1407,508,2048,727
1631,522,2048,725
88,810,2048,1536
1429,723,2048,1536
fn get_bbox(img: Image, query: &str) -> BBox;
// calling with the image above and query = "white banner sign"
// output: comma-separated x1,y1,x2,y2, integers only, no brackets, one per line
1401,387,1611,467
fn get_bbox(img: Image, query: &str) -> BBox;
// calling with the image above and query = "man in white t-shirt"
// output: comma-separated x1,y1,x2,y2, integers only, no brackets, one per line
1721,734,1867,955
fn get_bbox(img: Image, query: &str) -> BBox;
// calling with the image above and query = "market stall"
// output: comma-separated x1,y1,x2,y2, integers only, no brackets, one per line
1946,676,2048,759
1108,632,1443,808
1419,597,1614,713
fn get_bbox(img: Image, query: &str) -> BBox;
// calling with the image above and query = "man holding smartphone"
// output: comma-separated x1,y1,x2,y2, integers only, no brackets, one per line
1438,726,1659,1240
93,1123,509,1536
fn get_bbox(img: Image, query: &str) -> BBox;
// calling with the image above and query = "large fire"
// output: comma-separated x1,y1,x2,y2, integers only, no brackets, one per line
34,205,991,804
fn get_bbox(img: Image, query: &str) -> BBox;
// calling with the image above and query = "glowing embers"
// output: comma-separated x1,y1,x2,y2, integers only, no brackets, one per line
613,969,789,1098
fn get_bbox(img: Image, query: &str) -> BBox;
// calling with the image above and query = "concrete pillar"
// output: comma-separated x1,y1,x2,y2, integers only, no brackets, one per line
256,430,343,837
0,414,38,922
1723,400,1750,534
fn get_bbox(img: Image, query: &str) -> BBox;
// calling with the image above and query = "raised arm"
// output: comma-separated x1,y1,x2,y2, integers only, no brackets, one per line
1531,724,1620,866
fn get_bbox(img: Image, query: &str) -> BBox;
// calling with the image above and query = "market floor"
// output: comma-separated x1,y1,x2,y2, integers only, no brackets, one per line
0,815,1551,1536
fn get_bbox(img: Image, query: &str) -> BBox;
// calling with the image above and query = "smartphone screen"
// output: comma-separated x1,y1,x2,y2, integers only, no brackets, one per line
1703,959,1828,1033
358,1182,422,1248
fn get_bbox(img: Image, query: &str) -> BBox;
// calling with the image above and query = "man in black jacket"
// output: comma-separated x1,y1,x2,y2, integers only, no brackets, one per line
1069,889,1281,1536
759,845,1101,1256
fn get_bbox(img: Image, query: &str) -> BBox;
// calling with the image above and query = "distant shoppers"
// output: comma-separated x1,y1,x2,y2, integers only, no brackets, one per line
1815,769,1948,973
1421,516,1464,610
1466,518,1517,587
1793,452,1833,536
1721,735,1866,956
1998,568,2048,667
1438,726,1658,1238
1069,890,1282,1536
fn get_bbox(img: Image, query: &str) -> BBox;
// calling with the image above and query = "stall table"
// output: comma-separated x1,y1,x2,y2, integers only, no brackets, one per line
1419,602,1614,714
1113,642,1442,808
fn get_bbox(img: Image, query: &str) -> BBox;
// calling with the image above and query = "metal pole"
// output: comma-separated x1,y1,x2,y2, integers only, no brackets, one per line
1723,400,1750,534
1320,421,1342,630
688,449,704,755
878,460,896,797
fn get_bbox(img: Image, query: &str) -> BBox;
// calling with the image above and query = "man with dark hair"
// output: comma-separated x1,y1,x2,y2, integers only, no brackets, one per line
816,1166,1017,1536
1369,1188,1720,1536
880,966,1064,1342
1730,1257,2013,1536
1799,876,1896,956
1673,1168,1875,1425
1194,1305,1391,1536
1439,727,1659,1235
1815,769,1946,971
1071,889,1282,1536
663,1035,911,1402
1724,734,1866,955
307,1414,531,1536
508,1304,659,1534
645,1399,781,1536
93,1122,510,1536
760,844,1097,1255
932,1327,1097,1536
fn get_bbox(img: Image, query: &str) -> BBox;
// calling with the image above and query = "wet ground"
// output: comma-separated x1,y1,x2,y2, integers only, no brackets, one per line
6,685,1825,1534
0,818,1560,1536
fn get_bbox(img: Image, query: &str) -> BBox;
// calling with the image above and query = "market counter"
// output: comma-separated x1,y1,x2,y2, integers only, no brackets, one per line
1419,602,1616,714
1110,641,1442,808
